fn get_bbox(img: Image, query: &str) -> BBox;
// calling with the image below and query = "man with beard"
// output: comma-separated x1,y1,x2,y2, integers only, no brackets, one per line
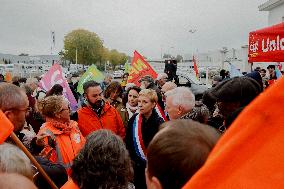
77,80,125,139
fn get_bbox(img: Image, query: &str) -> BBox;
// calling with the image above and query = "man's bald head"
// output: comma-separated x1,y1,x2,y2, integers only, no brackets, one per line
0,173,37,189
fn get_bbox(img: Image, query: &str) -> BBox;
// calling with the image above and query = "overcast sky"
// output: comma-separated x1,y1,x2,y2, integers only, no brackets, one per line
0,0,268,58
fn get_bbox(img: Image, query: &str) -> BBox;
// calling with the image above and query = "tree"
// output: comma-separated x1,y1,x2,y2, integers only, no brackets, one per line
176,54,183,62
19,53,29,56
163,53,172,59
63,29,104,65
108,49,127,70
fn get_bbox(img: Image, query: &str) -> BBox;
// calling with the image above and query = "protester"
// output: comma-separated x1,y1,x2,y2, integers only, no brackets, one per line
37,95,85,173
212,76,222,87
0,83,29,135
0,143,33,179
77,80,125,138
45,84,63,97
104,81,123,109
119,86,141,129
22,84,44,134
139,75,164,109
26,78,45,100
100,73,113,92
260,68,269,88
62,130,134,189
146,120,220,189
104,81,129,127
164,87,195,120
155,73,168,89
184,101,210,124
0,74,5,82
67,75,79,102
267,65,276,80
121,73,129,89
161,81,177,94
245,71,263,91
0,173,37,189
126,89,164,189
12,76,20,86
210,76,262,131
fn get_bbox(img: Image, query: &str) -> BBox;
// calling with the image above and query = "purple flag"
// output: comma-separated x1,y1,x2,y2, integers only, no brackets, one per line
39,64,78,111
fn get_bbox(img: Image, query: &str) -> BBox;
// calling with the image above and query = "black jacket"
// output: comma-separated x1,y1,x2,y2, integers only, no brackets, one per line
34,156,68,189
125,109,164,189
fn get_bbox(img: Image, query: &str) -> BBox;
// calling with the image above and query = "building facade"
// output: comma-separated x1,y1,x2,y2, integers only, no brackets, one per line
259,0,284,25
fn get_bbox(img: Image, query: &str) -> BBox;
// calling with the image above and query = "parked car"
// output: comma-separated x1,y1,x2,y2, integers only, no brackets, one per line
175,73,210,100
112,70,124,78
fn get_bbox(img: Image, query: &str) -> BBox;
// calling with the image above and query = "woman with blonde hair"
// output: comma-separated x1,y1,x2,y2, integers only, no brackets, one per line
125,89,164,189
37,95,85,174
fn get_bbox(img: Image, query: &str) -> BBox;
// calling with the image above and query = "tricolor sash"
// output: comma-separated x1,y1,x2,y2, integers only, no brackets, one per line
155,105,167,121
132,114,147,162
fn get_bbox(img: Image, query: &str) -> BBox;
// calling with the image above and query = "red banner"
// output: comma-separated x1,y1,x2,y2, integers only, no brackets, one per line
127,51,157,85
248,22,284,62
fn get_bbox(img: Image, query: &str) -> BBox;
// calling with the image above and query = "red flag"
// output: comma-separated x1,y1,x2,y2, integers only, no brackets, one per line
0,110,14,144
193,56,199,79
127,51,157,86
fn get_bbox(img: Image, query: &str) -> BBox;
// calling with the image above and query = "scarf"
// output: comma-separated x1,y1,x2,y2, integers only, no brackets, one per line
126,103,139,119
46,118,73,135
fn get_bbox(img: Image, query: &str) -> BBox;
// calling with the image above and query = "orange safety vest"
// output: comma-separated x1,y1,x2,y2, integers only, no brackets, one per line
61,179,79,189
38,120,85,174
77,102,125,139
183,75,284,188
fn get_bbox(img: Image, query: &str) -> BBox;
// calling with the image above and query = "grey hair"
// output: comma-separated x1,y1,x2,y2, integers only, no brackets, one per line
0,83,27,111
165,87,195,111
156,73,168,80
26,78,38,86
0,143,33,179
104,73,113,79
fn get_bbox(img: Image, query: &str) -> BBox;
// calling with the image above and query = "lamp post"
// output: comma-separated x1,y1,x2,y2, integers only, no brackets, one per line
188,29,197,60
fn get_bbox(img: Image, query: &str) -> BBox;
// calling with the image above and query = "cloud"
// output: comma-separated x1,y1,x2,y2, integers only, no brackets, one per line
0,0,268,58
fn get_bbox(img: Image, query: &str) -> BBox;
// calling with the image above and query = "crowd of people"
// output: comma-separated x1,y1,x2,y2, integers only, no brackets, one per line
0,64,282,189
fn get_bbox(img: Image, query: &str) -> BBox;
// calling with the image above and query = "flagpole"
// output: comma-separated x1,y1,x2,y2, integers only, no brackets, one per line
76,48,78,70
10,133,58,189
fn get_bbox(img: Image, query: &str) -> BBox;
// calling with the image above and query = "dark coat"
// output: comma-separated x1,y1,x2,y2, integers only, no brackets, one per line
125,109,164,189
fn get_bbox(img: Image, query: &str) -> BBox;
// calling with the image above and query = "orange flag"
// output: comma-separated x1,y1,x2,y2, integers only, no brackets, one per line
127,51,157,86
0,110,14,144
193,56,199,79
183,76,284,188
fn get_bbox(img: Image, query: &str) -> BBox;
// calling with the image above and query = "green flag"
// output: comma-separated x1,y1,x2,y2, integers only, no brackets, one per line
124,62,131,73
77,65,104,94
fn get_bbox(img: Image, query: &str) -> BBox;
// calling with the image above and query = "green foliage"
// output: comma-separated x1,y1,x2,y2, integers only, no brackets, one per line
176,54,183,62
63,29,104,65
108,49,128,69
63,29,128,70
